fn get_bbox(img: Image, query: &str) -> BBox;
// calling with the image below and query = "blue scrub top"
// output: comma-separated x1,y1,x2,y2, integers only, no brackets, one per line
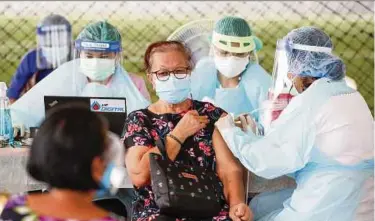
7,49,53,99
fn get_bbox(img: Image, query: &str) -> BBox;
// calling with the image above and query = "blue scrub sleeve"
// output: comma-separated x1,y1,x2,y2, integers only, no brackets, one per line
7,52,36,99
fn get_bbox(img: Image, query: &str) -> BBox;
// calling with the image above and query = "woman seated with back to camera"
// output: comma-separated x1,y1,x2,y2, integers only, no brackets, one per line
123,41,252,221
0,104,125,221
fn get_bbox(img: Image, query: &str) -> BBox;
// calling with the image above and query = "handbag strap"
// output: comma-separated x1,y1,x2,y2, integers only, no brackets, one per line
155,136,199,169
155,137,171,161
153,100,214,171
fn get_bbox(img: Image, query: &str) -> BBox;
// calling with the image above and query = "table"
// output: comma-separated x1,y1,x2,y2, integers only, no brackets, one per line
0,148,296,194
0,148,46,194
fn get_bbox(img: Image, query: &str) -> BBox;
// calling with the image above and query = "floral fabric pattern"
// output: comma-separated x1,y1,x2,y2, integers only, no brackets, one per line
0,194,124,221
123,100,231,221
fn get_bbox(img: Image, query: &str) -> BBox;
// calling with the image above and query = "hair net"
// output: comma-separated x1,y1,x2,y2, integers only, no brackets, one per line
76,21,122,43
285,26,346,80
213,16,262,52
38,14,71,30
215,16,252,37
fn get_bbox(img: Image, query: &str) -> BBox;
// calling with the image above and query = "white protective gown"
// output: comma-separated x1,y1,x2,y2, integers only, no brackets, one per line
217,78,374,221
10,59,150,129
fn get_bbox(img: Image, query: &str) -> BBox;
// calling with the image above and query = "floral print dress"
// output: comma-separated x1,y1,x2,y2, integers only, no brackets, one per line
123,100,231,221
0,194,125,221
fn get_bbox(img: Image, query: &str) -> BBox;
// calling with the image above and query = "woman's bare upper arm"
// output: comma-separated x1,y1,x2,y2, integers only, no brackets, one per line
212,127,242,175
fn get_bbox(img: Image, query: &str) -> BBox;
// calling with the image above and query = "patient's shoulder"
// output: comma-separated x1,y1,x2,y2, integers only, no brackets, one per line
0,193,29,220
193,100,227,121
0,192,10,213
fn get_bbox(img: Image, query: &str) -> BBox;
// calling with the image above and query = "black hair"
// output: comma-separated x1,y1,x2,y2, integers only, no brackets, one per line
27,103,108,191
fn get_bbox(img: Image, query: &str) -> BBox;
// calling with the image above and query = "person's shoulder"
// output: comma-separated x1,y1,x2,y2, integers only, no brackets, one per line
193,100,226,115
0,193,28,217
114,69,146,87
243,63,272,84
127,72,149,92
3,193,27,206
128,72,144,81
126,109,150,122
16,48,37,68
22,48,38,60
245,63,269,75
0,193,10,213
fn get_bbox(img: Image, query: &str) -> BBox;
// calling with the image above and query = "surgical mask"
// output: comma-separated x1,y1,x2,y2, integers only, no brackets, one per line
81,82,113,97
95,132,127,197
214,55,249,78
80,58,116,81
155,75,191,104
41,46,69,65
95,162,127,197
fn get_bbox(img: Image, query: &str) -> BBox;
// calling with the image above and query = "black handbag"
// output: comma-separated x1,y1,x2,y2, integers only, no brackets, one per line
149,137,225,218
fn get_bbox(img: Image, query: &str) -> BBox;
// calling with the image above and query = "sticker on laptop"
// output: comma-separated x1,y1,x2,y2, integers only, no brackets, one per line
90,99,126,113
48,100,59,108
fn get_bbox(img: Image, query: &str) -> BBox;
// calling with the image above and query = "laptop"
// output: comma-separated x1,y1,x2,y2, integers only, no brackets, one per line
44,96,127,137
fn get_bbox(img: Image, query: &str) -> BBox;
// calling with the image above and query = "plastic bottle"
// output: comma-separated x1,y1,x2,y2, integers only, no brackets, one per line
0,82,13,147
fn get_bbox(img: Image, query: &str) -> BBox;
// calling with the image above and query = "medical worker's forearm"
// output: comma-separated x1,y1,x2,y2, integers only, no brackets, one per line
222,126,306,179
219,126,259,159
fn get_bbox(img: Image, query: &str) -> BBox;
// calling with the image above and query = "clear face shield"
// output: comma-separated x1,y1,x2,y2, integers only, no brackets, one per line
254,39,295,134
36,24,72,70
210,32,259,79
255,38,334,133
72,39,123,96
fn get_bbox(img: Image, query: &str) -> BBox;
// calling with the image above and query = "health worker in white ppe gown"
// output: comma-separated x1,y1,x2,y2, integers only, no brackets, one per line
215,26,374,221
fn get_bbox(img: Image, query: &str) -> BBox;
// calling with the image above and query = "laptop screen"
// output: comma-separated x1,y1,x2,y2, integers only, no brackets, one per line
44,96,127,137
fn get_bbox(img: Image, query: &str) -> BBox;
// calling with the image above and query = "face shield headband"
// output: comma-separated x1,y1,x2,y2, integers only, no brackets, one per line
211,31,256,54
75,40,122,53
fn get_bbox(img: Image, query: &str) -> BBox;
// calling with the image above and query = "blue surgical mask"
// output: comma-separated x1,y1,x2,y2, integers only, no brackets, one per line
155,75,191,104
95,162,115,198
95,160,127,198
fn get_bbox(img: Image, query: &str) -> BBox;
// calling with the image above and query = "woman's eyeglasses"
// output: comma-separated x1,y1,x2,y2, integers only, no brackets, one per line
150,67,191,81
